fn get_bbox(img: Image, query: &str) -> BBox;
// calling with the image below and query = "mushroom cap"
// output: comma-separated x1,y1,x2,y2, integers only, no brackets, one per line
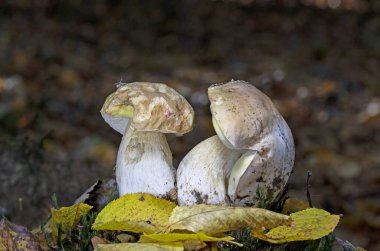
208,80,295,206
101,82,194,135
208,80,282,150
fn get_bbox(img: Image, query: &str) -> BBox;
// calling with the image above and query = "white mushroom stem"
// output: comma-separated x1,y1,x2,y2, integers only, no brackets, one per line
177,136,242,206
116,126,175,197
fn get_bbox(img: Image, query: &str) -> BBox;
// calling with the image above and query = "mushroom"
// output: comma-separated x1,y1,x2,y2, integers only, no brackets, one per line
177,80,294,207
211,80,295,206
101,82,194,198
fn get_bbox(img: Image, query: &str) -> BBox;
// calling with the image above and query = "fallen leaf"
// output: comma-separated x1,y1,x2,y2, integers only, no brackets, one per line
139,232,235,243
74,181,100,204
31,229,50,251
74,179,118,212
168,204,291,234
252,208,340,243
92,193,176,233
93,220,159,234
0,218,44,251
94,242,184,251
91,236,111,248
51,203,92,243
281,197,310,214
116,233,136,243
182,239,207,250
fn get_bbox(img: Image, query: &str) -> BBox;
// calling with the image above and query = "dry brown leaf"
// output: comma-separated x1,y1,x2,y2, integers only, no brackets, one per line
91,236,111,248
74,179,118,212
116,233,136,243
183,239,207,250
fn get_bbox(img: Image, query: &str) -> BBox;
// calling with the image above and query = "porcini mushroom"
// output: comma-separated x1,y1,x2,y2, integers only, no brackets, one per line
101,82,194,198
177,80,294,207
211,80,295,206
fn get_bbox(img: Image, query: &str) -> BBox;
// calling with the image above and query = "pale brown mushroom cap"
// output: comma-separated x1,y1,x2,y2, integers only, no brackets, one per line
208,80,282,150
101,82,195,135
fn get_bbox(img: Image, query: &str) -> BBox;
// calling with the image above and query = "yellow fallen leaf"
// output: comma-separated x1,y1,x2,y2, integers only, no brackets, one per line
139,232,235,243
252,208,340,243
51,203,92,243
92,193,176,233
167,204,291,234
95,242,184,251
281,197,310,214
93,220,158,234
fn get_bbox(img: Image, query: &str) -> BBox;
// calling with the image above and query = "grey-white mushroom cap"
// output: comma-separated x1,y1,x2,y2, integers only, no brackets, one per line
209,80,290,150
101,82,195,135
208,80,295,206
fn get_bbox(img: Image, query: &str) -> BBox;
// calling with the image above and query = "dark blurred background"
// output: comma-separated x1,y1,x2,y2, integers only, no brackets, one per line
0,0,379,250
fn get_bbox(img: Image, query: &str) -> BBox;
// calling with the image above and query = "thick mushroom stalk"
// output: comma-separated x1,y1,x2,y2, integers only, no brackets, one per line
101,82,194,198
177,136,242,206
117,128,175,197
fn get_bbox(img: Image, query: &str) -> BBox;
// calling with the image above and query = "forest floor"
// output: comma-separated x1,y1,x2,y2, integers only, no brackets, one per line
0,1,379,250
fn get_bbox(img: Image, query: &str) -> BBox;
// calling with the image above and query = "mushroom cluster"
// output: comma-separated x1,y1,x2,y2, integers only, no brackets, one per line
101,80,294,207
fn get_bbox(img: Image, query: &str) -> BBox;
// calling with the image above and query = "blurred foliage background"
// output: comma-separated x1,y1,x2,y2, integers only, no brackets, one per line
0,0,379,250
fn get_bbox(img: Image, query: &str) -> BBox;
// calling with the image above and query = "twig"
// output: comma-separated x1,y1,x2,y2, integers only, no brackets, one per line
306,171,313,208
